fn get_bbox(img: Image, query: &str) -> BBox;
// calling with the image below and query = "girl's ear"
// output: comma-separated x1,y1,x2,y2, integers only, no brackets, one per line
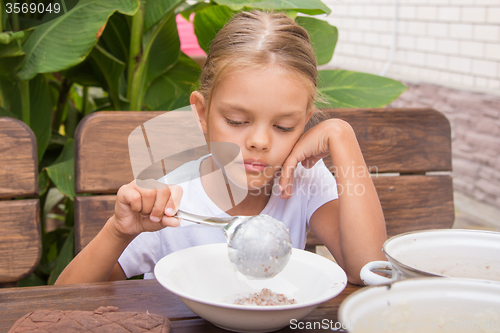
190,91,208,134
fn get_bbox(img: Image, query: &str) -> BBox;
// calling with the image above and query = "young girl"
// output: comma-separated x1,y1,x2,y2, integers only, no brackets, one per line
56,11,387,286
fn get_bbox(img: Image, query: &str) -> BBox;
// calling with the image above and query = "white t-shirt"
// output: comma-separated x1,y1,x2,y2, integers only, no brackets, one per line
118,155,338,278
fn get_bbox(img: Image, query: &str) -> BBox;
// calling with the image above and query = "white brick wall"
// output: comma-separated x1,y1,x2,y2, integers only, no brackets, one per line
320,0,500,95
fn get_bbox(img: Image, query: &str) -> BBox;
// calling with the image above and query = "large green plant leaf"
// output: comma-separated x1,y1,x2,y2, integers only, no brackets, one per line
18,0,139,81
179,1,212,20
89,44,125,110
29,74,53,162
194,5,235,54
0,105,18,118
0,76,22,117
144,0,184,31
213,0,331,15
45,139,75,200
317,70,407,108
98,12,130,63
144,11,180,86
144,53,201,111
296,16,337,66
0,34,25,77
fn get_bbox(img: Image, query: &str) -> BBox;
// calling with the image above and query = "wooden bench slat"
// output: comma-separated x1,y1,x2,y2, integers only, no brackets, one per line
0,200,42,283
75,112,162,194
320,108,452,174
75,195,117,253
306,175,454,248
0,117,38,199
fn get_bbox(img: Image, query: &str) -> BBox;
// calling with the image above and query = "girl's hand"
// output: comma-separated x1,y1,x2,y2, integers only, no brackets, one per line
111,179,183,237
279,119,351,199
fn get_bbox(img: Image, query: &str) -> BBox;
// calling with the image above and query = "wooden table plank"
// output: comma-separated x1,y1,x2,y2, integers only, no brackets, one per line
0,280,194,332
0,279,361,333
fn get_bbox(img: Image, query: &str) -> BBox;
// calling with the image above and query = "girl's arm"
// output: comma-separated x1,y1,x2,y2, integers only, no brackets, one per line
55,181,182,285
55,217,134,284
279,119,387,285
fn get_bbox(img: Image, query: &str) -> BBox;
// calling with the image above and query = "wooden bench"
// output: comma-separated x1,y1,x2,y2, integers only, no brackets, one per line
74,108,454,255
0,117,42,287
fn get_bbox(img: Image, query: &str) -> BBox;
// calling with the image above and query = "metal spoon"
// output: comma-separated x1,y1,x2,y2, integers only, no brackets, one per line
175,210,292,279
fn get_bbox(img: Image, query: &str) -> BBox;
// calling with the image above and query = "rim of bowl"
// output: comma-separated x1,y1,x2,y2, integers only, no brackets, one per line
154,244,348,311
338,276,500,323
382,229,500,278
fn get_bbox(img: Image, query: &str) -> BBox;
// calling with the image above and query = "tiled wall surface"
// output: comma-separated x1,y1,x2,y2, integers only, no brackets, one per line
321,0,500,95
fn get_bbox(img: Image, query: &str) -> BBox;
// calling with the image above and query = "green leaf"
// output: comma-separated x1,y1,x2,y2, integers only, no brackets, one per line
317,70,408,108
45,139,75,200
194,5,235,54
0,37,25,77
48,228,74,285
0,76,22,118
39,169,50,197
98,12,130,63
29,75,53,163
64,98,80,138
144,11,180,86
62,59,101,87
44,188,66,218
144,0,184,31
17,272,47,287
295,16,337,66
89,44,125,110
65,197,75,228
0,105,18,118
178,1,212,19
144,53,201,111
18,0,140,81
213,0,331,15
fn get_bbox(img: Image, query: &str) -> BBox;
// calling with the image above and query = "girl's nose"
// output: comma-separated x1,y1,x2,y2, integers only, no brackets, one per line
247,126,271,151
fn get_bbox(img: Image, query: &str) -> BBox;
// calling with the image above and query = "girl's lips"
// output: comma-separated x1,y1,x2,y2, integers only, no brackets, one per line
243,163,267,172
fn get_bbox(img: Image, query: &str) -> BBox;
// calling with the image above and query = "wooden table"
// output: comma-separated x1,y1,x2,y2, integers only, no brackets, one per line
0,279,362,332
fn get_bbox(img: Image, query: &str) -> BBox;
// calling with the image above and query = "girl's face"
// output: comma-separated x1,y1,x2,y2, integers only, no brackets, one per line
193,66,312,191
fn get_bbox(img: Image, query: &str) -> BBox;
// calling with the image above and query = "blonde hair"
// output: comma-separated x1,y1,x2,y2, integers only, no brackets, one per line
199,11,320,120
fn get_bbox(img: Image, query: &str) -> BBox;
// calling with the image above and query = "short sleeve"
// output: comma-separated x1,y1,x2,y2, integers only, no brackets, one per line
304,159,338,224
118,231,163,278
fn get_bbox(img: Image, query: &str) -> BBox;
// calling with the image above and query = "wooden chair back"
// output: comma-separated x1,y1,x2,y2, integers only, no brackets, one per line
74,108,454,254
0,117,42,286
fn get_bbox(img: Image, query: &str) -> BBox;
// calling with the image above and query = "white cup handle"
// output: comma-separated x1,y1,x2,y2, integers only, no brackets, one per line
360,261,394,286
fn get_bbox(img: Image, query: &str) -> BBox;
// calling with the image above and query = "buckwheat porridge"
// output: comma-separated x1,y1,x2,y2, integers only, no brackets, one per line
234,288,297,306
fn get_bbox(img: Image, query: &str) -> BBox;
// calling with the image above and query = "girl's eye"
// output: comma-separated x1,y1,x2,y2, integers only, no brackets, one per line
225,118,244,126
225,118,294,132
275,125,295,132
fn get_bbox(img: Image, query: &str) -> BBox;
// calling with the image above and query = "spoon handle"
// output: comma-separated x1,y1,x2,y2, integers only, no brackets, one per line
175,209,231,228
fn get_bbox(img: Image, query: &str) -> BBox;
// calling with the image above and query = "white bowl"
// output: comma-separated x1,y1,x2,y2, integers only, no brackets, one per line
339,277,500,333
154,243,347,333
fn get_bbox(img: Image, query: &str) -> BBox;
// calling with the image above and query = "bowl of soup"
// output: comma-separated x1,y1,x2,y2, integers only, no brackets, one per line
154,243,347,333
